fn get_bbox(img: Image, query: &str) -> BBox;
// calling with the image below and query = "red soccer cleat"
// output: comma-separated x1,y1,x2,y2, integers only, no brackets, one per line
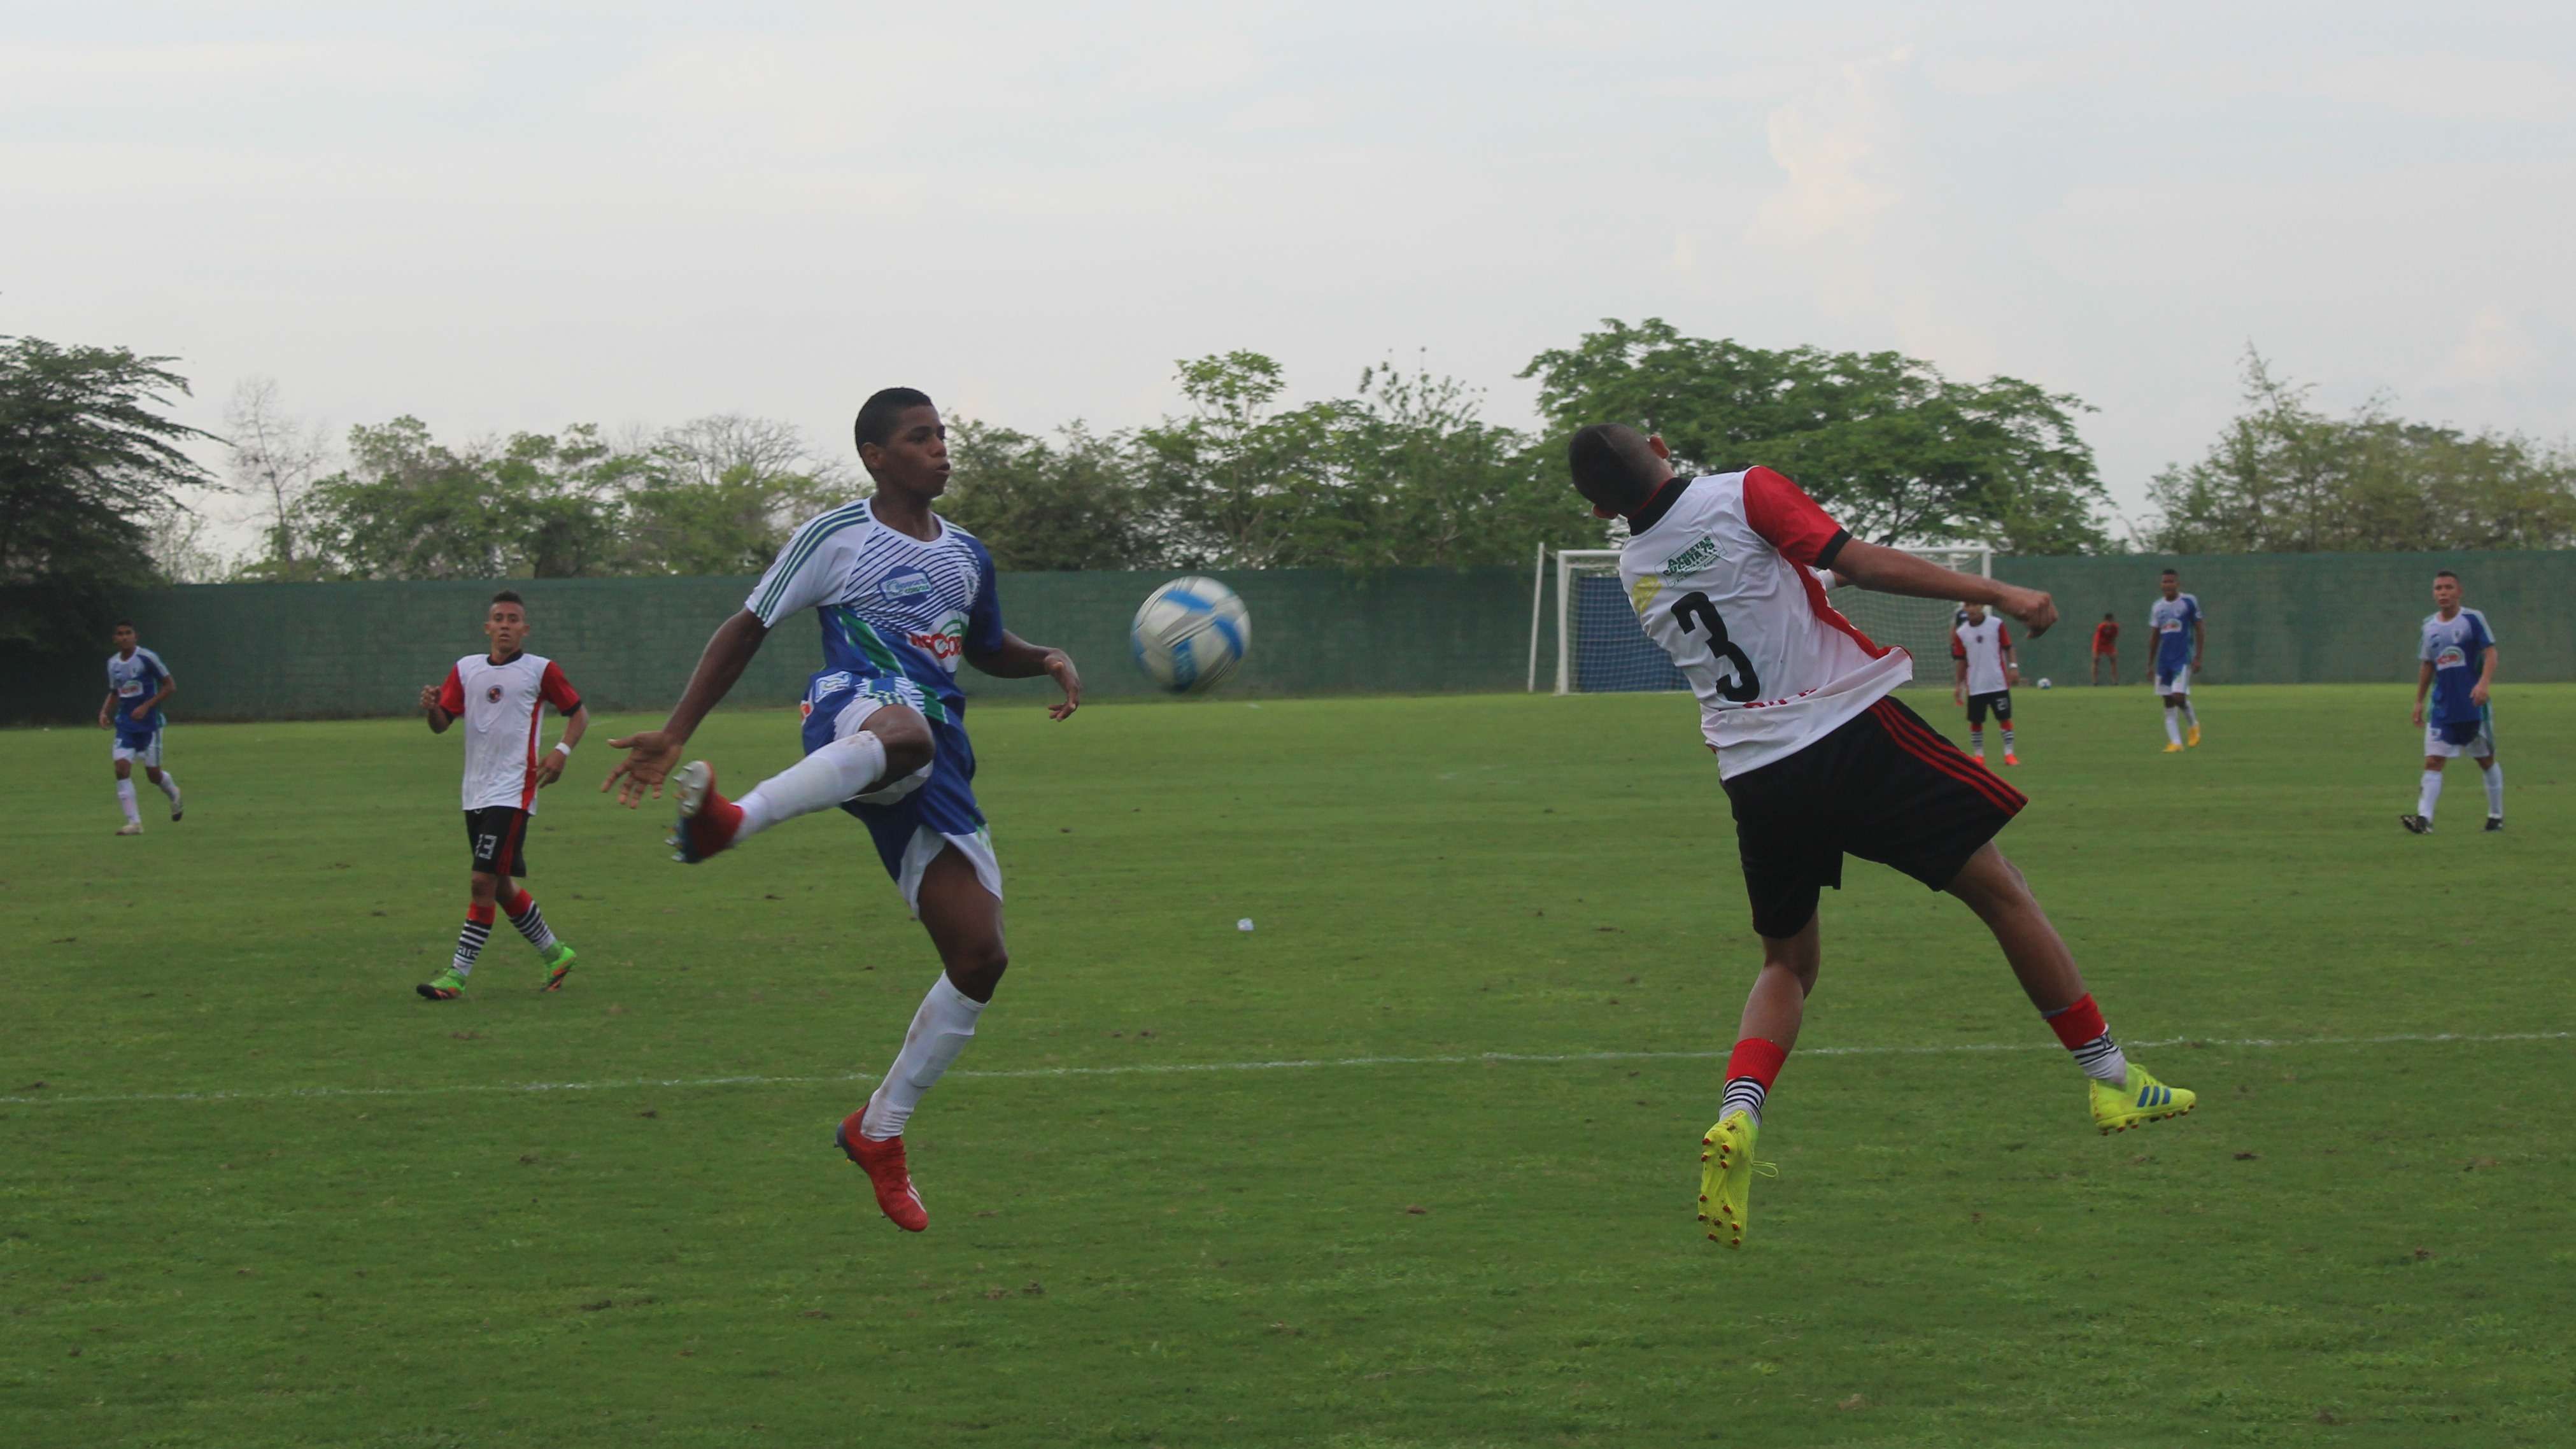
669,761,744,864
837,1108,928,1232
2003,751,2021,766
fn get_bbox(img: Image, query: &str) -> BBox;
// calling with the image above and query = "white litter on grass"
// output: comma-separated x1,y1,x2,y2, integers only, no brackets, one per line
1,1030,2563,1111
1237,918,1256,931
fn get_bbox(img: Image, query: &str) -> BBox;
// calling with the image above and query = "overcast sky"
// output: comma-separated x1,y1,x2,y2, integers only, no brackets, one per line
8,2,2570,548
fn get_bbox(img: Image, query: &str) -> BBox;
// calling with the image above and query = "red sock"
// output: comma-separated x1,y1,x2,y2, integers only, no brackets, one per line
1720,1036,1788,1122
2042,993,2107,1049
502,887,534,918
467,901,496,926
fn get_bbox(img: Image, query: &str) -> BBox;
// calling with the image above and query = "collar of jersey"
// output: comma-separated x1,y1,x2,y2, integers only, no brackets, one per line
1618,474,1692,533
485,649,525,666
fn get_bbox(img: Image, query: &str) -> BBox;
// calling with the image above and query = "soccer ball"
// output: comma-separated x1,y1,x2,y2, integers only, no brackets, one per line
2037,678,2053,690
1131,577,1249,693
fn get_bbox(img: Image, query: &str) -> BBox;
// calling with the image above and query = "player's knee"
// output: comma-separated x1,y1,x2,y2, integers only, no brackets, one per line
946,940,1009,994
870,708,935,776
469,871,500,901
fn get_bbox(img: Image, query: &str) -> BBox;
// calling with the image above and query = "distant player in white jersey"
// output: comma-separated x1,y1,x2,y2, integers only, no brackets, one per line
2400,569,2502,835
99,621,182,835
2146,569,2204,751
413,591,589,999
1564,424,2193,1249
604,387,1083,1234
1949,602,2020,765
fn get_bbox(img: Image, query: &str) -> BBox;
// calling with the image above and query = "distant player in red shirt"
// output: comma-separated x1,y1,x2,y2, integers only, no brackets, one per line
2090,613,2120,685
1566,423,2195,1249
413,590,589,1000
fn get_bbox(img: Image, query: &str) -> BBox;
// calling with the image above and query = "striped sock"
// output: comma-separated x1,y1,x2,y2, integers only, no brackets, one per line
503,890,557,952
1720,1036,1788,1126
2044,993,2128,1084
453,903,495,977
2002,726,2015,753
1969,728,1984,756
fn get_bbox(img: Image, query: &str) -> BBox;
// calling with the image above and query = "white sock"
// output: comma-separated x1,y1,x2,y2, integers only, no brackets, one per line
860,973,986,1140
1969,728,1984,756
153,772,181,803
2180,702,2197,725
116,779,140,824
2482,762,2503,819
2417,768,2443,823
737,732,889,838
2001,726,2015,753
2163,707,2183,746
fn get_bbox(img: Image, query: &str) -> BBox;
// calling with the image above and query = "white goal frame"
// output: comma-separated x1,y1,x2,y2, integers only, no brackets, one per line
1537,545,1993,695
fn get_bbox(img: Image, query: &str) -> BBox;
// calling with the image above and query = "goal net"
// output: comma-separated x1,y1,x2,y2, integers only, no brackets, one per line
1544,546,1993,694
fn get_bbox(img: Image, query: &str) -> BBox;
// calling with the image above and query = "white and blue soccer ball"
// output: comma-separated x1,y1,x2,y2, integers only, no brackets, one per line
1131,576,1249,694
2037,677,2053,690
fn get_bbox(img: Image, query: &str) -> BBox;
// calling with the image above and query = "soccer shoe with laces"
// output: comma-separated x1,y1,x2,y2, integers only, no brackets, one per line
2162,742,2184,754
2186,723,2202,747
2002,751,2021,766
668,761,745,864
540,942,577,991
1696,1112,1776,1249
836,1110,928,1232
416,967,467,1001
2090,1064,2196,1134
169,791,183,822
2398,814,2432,835
2485,817,2504,832
115,822,143,836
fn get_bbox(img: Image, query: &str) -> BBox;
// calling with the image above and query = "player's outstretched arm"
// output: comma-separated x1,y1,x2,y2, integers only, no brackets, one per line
965,632,1081,720
604,609,769,805
1833,540,2058,637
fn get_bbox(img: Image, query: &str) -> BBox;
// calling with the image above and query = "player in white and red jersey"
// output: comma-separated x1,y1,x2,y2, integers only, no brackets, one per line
1566,423,2194,1249
1949,603,2020,765
413,590,589,1000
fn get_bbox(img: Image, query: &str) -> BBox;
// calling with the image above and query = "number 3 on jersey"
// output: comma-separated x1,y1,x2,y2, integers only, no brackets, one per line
1671,591,1762,702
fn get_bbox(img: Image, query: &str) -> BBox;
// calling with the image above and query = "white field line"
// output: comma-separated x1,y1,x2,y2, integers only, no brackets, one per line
1,1031,2565,1111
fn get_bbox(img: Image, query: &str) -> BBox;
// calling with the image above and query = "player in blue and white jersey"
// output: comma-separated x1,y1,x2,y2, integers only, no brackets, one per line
97,621,182,835
2146,569,2204,751
2400,569,2502,834
604,387,1081,1233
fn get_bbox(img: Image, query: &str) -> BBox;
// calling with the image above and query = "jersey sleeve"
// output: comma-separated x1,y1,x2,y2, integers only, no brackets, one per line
1950,628,1967,659
539,660,583,713
139,648,172,688
1997,625,2013,650
744,514,856,626
1739,467,1850,570
437,664,466,714
2470,611,2495,649
963,538,1007,657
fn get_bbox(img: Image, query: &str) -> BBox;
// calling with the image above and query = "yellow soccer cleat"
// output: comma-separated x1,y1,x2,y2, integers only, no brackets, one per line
2090,1064,2196,1134
2186,724,2202,747
2162,742,2184,753
1696,1112,1775,1248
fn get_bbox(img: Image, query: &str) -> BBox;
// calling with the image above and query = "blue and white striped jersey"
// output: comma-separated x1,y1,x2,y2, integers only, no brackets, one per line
2420,607,2495,728
106,646,172,733
745,499,1005,724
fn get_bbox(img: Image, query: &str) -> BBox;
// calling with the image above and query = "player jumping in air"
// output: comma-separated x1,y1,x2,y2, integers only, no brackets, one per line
2401,569,2502,835
100,621,182,834
1564,425,2193,1249
414,591,588,999
602,388,1082,1234
2148,570,2204,750
2089,612,2120,685
1950,601,2020,765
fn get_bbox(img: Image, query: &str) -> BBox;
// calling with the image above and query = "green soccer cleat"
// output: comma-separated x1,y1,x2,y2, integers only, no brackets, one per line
2090,1064,2196,1134
416,967,467,1001
541,943,576,992
1696,1112,1776,1249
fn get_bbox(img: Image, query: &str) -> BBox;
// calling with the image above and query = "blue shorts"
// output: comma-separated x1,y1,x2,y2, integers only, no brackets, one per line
798,671,998,910
112,725,164,767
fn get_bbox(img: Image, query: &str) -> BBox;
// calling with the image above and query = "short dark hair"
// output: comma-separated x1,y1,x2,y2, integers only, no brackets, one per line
2160,568,2178,578
113,619,134,630
490,590,525,609
854,387,935,452
1566,423,1667,516
2434,569,2459,582
2103,612,2115,619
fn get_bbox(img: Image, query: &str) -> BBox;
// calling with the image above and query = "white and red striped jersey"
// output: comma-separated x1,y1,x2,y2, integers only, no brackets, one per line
1617,467,1909,778
435,651,583,812
1951,615,2013,696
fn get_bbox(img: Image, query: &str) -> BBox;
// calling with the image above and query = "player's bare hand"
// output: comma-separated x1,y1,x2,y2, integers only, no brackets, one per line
128,703,152,722
1998,586,2056,638
532,754,567,790
2471,681,2490,707
2006,666,2021,688
2410,704,2426,728
1045,651,1082,721
1953,685,1967,707
603,730,683,805
418,684,442,714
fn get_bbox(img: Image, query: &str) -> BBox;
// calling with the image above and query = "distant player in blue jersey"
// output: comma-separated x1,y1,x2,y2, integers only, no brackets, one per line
98,621,182,835
2400,569,2502,835
603,387,1082,1234
2146,569,2204,751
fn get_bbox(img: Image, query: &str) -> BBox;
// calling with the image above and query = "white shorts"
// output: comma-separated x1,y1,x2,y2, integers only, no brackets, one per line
830,693,932,806
2153,663,2191,696
2424,720,2495,761
111,730,163,768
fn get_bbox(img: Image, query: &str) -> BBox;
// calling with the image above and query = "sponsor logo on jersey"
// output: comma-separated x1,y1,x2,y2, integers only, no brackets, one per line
486,684,504,703
878,567,935,603
808,670,856,703
2435,645,2467,670
117,681,143,696
1661,535,1722,577
1629,574,1664,614
907,614,969,667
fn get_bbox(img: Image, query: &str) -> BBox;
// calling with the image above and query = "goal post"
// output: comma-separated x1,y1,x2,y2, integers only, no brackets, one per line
1542,545,1993,695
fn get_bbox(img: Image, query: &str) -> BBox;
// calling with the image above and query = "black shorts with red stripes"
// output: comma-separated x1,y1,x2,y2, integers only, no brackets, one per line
1720,695,2025,939
464,805,532,877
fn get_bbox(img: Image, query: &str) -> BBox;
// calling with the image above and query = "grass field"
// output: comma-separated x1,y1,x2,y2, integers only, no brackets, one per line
6,683,2572,1448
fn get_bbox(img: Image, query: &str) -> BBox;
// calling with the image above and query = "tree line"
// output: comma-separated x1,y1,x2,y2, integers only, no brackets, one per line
8,323,2572,646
